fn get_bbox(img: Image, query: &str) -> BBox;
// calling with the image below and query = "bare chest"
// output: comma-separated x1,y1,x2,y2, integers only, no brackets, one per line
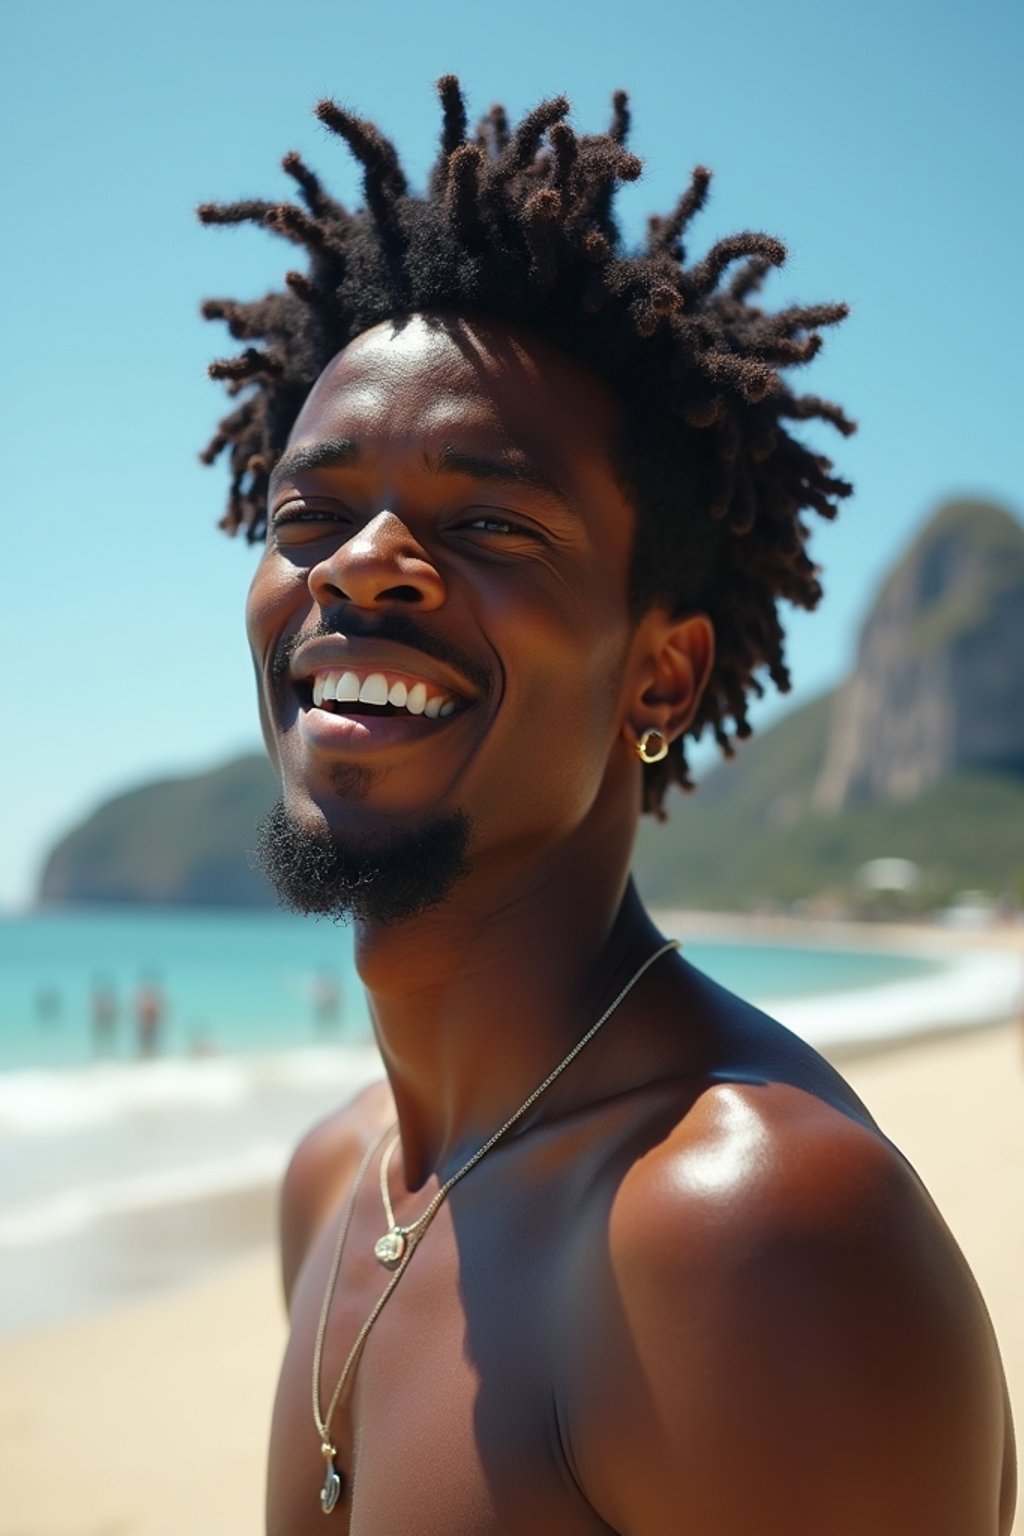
266,1180,608,1536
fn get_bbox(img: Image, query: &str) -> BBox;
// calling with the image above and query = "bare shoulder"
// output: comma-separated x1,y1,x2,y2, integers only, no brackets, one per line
565,1075,1015,1535
279,1077,394,1310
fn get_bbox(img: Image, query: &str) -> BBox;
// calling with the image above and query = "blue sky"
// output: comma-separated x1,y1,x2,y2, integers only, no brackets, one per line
2,0,1021,909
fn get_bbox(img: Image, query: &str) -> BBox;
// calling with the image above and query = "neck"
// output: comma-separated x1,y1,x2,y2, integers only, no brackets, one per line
354,820,662,1189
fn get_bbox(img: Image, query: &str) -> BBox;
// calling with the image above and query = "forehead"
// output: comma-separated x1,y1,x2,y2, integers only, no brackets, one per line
287,313,623,474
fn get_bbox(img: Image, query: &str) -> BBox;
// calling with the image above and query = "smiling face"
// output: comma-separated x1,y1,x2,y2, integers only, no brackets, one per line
246,312,660,908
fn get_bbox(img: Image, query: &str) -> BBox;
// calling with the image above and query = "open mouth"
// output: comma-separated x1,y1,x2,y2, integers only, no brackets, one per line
302,668,460,722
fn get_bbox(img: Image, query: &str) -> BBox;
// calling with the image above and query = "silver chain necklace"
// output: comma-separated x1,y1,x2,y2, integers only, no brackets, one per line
311,938,679,1515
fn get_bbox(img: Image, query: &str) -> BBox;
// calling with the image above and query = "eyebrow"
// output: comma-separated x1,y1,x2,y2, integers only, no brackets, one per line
269,436,572,510
429,445,572,507
269,437,359,494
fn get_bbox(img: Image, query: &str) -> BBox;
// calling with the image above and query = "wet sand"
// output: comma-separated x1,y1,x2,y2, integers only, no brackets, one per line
1,1015,1021,1535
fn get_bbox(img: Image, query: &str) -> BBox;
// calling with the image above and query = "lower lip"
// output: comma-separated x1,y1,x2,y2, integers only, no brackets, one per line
296,702,464,754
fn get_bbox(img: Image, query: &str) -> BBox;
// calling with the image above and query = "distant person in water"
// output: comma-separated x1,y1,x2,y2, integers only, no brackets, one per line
199,80,1016,1533
187,1024,218,1058
134,975,165,1060
90,977,118,1055
34,983,61,1027
310,970,341,1033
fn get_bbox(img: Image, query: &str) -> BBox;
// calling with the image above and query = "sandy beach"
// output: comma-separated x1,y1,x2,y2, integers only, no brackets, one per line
2,1012,1021,1534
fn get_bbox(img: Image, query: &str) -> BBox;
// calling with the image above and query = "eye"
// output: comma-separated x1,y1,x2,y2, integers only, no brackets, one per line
467,514,518,534
459,510,540,540
269,503,352,542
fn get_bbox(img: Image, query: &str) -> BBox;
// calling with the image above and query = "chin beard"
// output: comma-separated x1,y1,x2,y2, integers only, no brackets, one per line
253,800,471,925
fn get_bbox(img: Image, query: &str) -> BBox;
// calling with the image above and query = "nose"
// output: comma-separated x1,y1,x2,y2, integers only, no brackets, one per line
307,510,446,612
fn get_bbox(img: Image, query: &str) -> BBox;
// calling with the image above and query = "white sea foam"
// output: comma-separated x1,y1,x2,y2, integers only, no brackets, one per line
1,954,1018,1264
0,1142,289,1248
0,1042,383,1136
767,948,1021,1052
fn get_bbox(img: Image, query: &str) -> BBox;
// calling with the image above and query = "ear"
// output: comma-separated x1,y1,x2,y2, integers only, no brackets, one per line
625,610,715,748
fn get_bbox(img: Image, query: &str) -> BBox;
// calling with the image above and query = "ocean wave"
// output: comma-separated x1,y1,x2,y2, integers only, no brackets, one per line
0,1141,289,1248
771,950,1021,1050
1,954,1017,1258
0,1042,384,1135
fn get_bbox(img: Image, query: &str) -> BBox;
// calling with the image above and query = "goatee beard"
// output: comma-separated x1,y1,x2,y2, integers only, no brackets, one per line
253,801,471,925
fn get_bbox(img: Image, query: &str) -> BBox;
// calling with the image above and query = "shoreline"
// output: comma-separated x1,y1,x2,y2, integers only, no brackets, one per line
0,1014,1019,1534
664,907,1023,1056
2,915,1019,1339
657,906,1024,947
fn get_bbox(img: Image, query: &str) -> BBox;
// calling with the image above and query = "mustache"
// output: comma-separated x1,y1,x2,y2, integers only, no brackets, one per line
271,611,493,697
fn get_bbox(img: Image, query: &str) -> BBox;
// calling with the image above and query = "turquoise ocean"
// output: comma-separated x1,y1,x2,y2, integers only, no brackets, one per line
0,907,943,1333
1,906,939,1072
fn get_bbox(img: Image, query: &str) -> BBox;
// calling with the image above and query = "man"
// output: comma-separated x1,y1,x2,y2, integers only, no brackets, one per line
200,81,1015,1535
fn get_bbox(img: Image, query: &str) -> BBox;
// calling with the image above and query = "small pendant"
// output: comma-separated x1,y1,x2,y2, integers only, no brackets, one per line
374,1226,407,1267
320,1442,343,1515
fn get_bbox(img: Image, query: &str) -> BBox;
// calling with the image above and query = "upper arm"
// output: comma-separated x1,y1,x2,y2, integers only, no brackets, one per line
278,1079,392,1311
567,1093,1014,1535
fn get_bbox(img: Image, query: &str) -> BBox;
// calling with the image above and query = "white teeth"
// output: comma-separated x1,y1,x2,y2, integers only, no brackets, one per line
310,670,459,719
337,671,361,703
359,672,389,705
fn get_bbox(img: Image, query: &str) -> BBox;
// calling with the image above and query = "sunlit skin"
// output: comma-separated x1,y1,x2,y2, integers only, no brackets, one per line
250,315,1016,1536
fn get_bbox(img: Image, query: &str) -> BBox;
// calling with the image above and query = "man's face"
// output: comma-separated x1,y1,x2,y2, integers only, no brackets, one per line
246,313,643,916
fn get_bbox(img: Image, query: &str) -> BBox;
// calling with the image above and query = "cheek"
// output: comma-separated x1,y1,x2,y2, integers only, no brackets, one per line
245,557,305,658
492,567,631,708
251,656,281,775
479,578,632,820
246,558,308,775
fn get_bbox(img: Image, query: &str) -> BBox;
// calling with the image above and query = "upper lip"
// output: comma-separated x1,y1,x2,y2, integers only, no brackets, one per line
288,637,481,704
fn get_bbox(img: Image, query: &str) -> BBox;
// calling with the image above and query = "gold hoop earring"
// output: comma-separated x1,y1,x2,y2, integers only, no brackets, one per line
635,728,669,765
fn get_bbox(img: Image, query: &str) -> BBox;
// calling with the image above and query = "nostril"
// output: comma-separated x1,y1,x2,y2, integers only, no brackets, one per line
385,585,426,603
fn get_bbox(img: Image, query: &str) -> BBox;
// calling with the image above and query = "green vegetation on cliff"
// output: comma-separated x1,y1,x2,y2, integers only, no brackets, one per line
39,755,279,907
634,693,1024,908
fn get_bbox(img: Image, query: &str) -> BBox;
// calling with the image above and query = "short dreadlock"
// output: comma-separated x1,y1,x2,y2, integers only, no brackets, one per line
199,77,854,815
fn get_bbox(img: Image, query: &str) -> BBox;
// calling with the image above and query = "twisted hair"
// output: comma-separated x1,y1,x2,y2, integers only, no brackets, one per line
199,78,854,814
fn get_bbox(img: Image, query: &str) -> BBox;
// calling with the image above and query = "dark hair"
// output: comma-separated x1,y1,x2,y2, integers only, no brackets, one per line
199,78,854,813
